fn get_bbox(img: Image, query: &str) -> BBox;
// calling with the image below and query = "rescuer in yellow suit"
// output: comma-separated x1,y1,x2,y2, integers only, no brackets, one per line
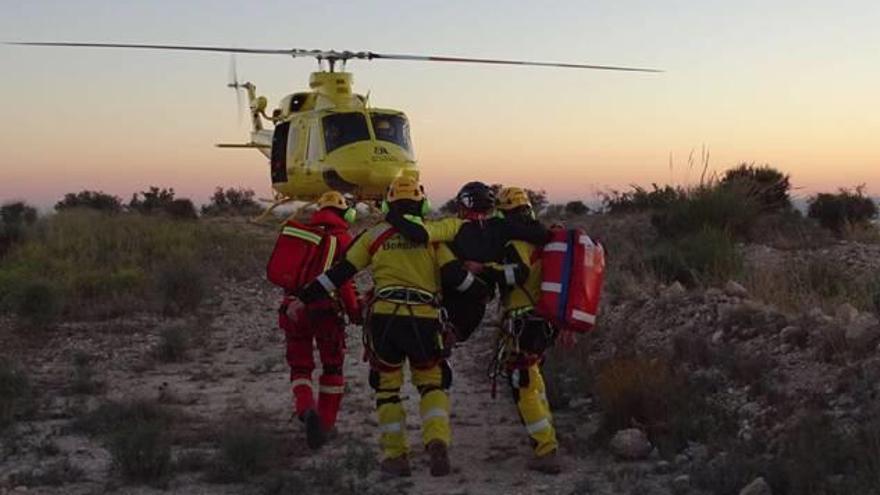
291,176,454,478
490,186,561,474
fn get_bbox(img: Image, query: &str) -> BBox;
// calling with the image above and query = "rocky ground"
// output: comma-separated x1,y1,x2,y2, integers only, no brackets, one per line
2,230,880,494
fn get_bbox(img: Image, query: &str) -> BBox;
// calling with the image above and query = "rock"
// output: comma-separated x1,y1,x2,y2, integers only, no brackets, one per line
609,428,653,460
845,314,880,350
739,476,772,495
654,460,673,474
779,325,806,346
672,474,692,494
685,442,710,462
724,281,749,298
666,282,686,296
705,287,725,299
711,330,725,344
835,303,860,323
569,397,592,409
674,453,689,466
739,402,761,417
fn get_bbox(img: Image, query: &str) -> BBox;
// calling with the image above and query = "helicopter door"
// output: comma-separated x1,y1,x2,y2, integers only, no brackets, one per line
270,122,290,183
306,119,323,167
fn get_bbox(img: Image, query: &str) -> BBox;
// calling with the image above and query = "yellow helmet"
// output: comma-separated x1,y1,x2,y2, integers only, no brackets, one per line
317,191,348,210
386,176,425,203
497,186,532,211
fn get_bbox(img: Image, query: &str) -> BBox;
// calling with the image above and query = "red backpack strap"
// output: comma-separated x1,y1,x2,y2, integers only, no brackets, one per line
368,224,398,255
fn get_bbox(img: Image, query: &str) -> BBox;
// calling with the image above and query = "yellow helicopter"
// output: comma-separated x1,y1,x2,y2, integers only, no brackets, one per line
6,42,661,218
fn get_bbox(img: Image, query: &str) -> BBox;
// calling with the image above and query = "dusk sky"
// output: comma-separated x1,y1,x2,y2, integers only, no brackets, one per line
1,1,878,207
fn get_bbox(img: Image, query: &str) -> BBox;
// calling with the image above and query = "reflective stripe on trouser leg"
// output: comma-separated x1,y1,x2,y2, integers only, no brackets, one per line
412,364,451,448
318,373,344,431
517,364,557,456
290,376,315,417
376,368,408,459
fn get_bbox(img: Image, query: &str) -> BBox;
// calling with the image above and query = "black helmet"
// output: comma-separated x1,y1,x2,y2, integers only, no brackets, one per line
456,181,496,213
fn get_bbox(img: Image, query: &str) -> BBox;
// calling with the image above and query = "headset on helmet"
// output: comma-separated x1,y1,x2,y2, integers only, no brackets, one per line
381,176,431,216
456,181,496,213
317,190,357,224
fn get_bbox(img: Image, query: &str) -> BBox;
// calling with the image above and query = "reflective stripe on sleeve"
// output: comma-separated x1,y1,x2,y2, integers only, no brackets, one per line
526,417,552,434
571,310,596,324
579,235,595,247
541,282,562,293
456,271,475,292
316,273,337,293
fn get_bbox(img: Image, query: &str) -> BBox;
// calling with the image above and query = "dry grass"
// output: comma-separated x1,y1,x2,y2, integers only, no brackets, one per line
0,210,272,320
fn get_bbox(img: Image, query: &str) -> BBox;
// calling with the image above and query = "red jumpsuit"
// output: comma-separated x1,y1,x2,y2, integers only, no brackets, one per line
278,209,360,431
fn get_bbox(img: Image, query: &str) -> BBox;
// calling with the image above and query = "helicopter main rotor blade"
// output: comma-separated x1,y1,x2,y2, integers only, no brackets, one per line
5,42,663,72
5,41,296,55
365,52,663,73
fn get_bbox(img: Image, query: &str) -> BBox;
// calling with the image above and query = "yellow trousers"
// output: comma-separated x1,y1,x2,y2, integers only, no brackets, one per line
375,363,451,460
511,363,558,457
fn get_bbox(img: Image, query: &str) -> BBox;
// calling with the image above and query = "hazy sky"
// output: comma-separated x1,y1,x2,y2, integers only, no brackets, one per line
1,0,878,207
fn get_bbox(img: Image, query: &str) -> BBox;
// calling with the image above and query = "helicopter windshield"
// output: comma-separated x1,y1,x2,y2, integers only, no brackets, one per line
323,113,370,153
371,114,411,151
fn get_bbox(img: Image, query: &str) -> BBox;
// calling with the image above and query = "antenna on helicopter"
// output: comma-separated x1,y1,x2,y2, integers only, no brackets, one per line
4,42,664,73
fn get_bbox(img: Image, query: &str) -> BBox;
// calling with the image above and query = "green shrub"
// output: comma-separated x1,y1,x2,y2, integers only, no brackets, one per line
155,259,206,315
649,228,741,286
564,200,590,217
73,399,169,437
208,423,277,483
55,190,123,213
9,458,85,486
11,279,63,329
70,352,103,395
110,420,172,484
0,201,38,257
652,183,761,240
720,163,791,212
0,359,31,428
155,324,191,362
808,186,878,234
201,187,262,217
602,184,686,214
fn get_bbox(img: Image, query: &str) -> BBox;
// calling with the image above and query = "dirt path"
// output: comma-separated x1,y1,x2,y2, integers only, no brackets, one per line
1,277,640,494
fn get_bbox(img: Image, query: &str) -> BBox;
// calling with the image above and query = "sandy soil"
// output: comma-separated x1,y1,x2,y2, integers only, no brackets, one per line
0,276,651,495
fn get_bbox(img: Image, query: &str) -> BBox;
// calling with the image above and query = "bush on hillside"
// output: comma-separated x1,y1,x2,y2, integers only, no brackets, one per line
0,359,32,429
651,183,761,240
602,184,686,214
55,190,123,213
720,163,791,212
808,186,878,234
0,210,266,319
0,202,38,256
565,200,590,217
9,279,63,329
129,187,197,219
649,228,741,286
201,187,262,217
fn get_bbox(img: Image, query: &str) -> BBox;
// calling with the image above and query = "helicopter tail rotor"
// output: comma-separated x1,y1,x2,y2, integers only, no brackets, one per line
227,55,246,125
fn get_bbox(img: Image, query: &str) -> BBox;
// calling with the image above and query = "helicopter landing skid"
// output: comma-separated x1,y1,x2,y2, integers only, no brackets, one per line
251,195,295,224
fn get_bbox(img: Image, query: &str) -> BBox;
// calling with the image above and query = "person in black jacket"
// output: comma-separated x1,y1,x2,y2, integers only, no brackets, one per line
394,182,550,343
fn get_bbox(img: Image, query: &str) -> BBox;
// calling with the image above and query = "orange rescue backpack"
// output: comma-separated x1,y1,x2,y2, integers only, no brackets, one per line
536,227,605,333
267,221,339,291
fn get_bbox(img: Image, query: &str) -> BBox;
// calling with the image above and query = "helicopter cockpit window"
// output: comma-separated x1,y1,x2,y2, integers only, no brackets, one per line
323,113,370,153
371,114,411,151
